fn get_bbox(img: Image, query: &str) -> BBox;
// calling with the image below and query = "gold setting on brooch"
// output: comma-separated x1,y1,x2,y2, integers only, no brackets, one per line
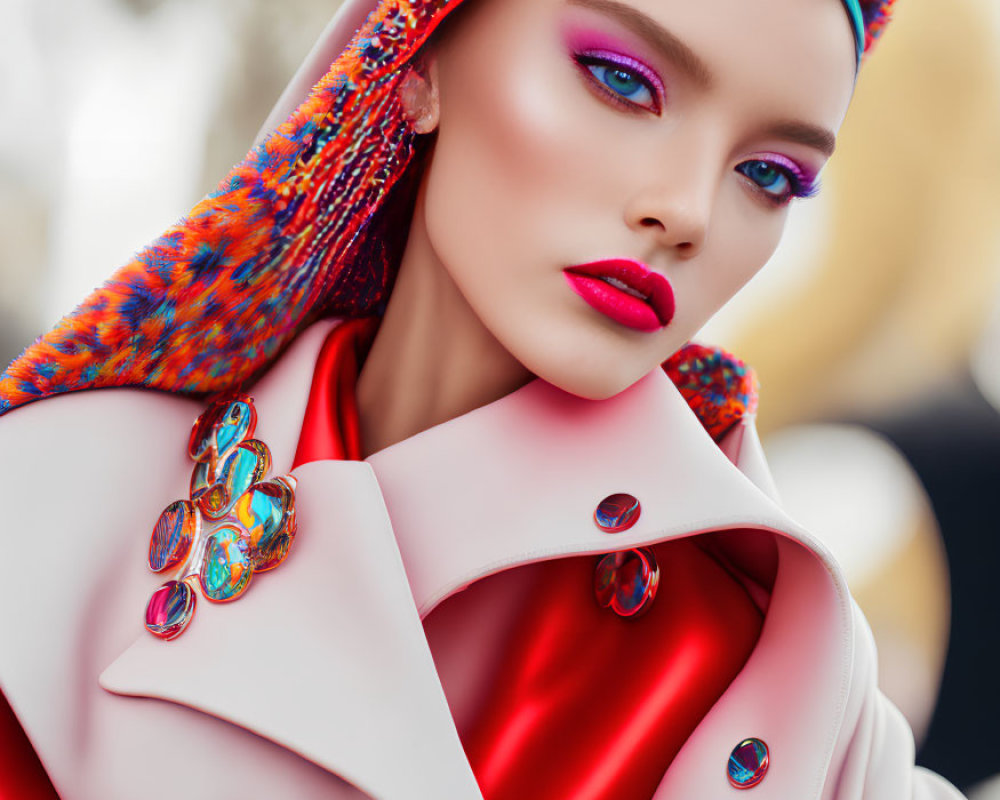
144,395,297,640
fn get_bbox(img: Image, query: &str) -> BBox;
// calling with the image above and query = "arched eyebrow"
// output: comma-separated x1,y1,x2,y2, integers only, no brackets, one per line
764,120,837,157
566,0,838,158
567,0,714,90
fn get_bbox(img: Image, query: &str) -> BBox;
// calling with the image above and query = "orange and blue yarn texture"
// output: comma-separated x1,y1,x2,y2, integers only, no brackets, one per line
0,0,465,415
662,346,759,442
0,0,892,430
861,0,897,54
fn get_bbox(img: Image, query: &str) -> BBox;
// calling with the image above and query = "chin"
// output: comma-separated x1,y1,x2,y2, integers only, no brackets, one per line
498,317,690,402
528,358,649,402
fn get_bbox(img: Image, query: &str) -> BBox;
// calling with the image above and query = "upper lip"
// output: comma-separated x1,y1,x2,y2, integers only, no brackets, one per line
564,258,676,326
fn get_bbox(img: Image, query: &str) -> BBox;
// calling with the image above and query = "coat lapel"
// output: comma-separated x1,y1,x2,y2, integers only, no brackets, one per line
366,367,802,617
96,319,856,799
365,368,855,799
100,459,482,799
99,320,482,798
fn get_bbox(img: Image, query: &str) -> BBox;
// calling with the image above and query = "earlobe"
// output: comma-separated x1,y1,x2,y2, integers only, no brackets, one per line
399,59,440,134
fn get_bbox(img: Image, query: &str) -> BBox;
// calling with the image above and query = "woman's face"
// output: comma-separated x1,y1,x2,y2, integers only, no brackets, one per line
413,0,857,399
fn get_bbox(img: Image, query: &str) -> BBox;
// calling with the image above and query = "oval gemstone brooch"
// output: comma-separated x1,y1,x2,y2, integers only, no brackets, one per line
144,395,297,640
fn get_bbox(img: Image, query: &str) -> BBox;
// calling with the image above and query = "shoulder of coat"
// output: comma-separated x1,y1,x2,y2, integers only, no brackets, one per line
0,387,198,502
662,343,759,442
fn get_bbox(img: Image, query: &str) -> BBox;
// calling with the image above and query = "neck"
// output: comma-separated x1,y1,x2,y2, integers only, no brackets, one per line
355,191,534,458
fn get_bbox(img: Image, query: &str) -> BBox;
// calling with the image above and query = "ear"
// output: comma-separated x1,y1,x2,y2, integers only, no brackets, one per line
398,56,440,134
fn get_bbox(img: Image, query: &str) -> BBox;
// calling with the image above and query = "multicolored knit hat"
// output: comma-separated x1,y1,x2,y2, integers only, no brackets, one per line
0,0,897,415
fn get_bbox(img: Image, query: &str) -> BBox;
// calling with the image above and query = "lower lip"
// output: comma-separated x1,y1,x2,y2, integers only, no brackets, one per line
563,272,666,332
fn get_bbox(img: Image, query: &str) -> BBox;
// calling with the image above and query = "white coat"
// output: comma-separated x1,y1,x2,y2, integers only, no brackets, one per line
0,320,964,799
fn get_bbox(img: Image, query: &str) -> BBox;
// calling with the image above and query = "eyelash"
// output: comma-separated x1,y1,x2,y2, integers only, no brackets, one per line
572,50,664,114
735,155,820,207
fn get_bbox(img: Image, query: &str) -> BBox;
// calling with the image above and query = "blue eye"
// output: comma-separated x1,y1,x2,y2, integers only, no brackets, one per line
735,157,824,207
587,63,653,104
737,160,792,199
576,55,660,112
736,157,819,206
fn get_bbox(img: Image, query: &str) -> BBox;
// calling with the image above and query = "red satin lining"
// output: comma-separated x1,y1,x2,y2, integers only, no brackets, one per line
293,317,379,466
296,321,766,799
462,542,762,800
0,690,59,800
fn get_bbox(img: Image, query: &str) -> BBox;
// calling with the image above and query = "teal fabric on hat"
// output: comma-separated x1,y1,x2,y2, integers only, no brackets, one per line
842,0,865,65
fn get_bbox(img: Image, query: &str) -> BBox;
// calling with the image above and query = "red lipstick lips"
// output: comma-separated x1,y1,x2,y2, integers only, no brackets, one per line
563,259,675,332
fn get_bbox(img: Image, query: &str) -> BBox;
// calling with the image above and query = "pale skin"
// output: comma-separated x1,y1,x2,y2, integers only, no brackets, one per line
357,0,857,457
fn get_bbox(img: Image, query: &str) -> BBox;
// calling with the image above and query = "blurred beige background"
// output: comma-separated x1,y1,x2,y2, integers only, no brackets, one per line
0,0,339,365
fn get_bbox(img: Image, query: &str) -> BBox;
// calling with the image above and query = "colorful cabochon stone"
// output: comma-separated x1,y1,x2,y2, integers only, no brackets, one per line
728,738,770,789
189,399,225,461
231,478,297,572
188,396,257,464
593,548,660,618
196,483,231,520
190,459,212,502
148,499,199,573
224,440,271,495
197,439,271,520
145,579,197,641
199,524,254,603
594,493,641,533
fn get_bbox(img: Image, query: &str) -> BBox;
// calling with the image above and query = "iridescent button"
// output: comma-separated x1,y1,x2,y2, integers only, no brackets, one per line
145,580,197,640
197,440,271,520
727,738,769,789
190,459,212,501
594,547,660,617
148,500,199,572
594,493,641,533
220,440,270,500
188,404,219,462
231,478,297,571
197,483,231,519
199,525,254,602
188,397,257,464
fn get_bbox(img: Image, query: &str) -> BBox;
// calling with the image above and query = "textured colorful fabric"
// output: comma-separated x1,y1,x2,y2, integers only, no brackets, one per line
662,345,759,442
860,0,897,55
843,0,897,62
0,0,884,416
0,0,465,415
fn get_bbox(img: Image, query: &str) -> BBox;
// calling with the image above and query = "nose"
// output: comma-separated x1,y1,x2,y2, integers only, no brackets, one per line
623,164,715,258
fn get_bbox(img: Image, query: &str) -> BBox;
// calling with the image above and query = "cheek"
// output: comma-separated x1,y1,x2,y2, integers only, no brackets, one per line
424,26,624,276
426,41,568,248
698,192,787,313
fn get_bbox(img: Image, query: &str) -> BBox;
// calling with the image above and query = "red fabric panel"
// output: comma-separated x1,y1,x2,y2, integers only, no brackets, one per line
0,689,59,800
462,540,762,800
293,317,378,466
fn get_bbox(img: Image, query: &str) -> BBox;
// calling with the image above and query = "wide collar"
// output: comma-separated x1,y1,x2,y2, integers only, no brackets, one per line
98,319,856,799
